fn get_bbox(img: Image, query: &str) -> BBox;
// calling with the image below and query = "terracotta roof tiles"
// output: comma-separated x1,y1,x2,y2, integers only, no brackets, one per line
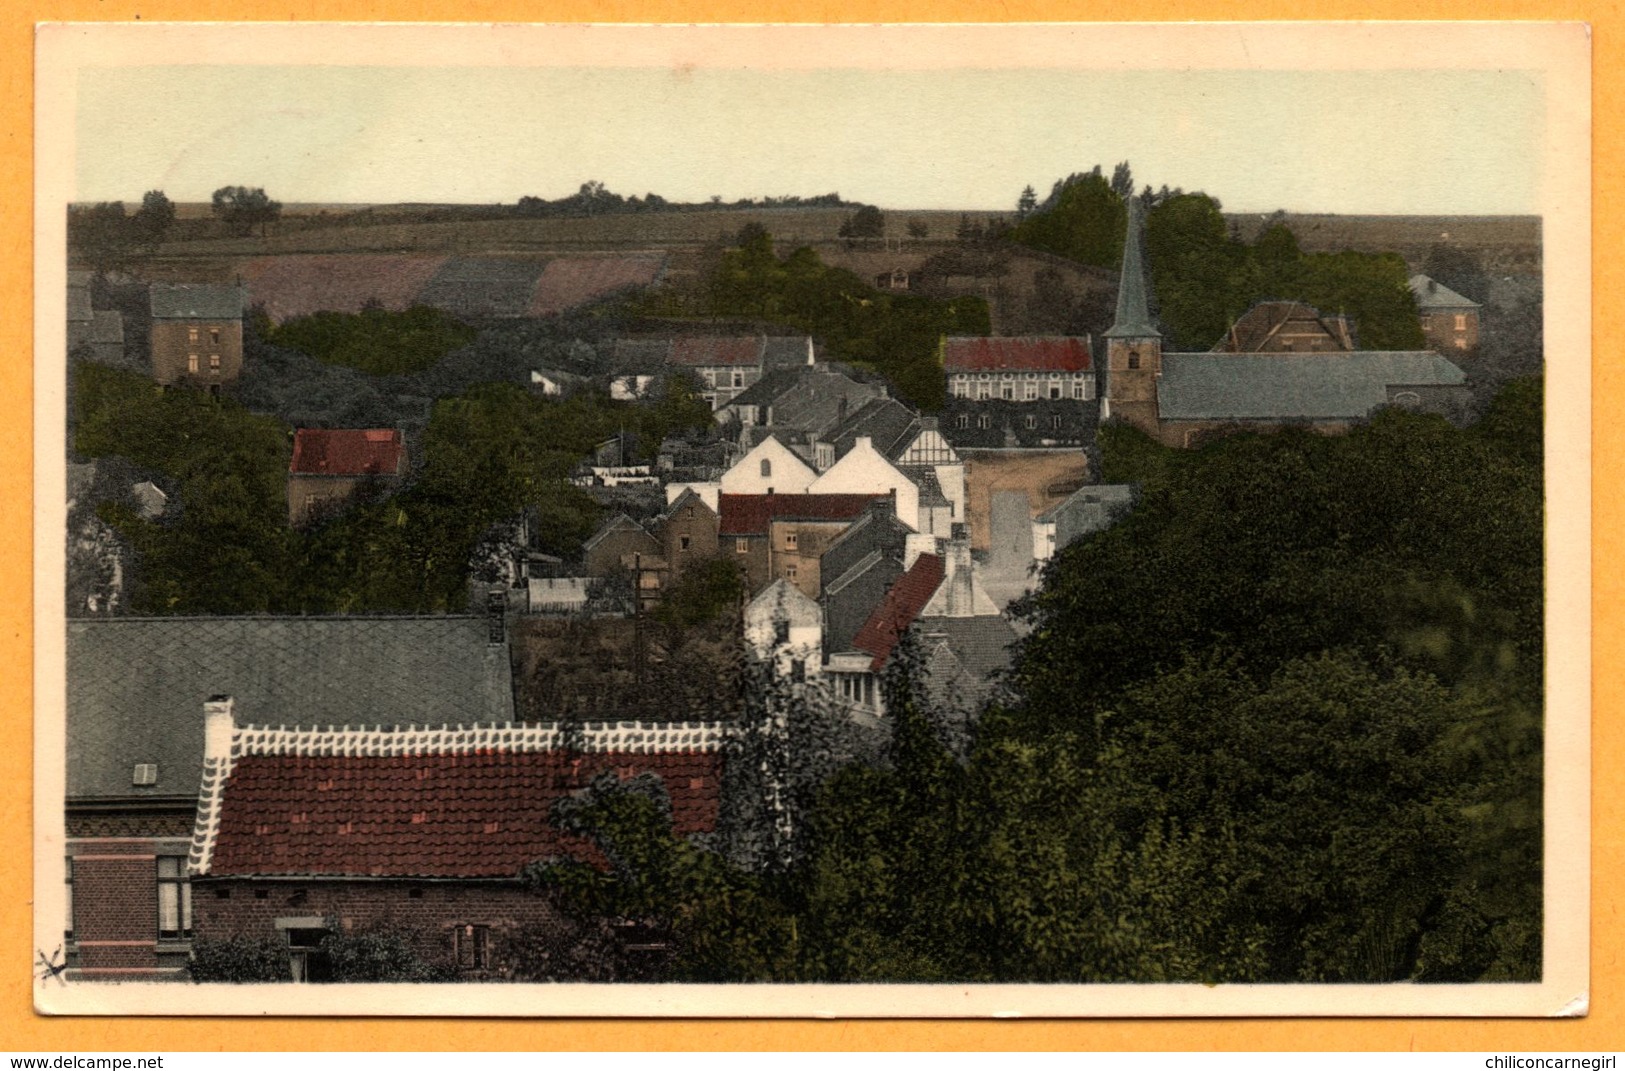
718,492,890,536
290,428,406,476
851,553,946,671
942,336,1093,373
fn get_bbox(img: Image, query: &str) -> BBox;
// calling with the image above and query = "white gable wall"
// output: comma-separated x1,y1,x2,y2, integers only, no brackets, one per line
744,578,824,676
720,437,818,496
809,437,920,532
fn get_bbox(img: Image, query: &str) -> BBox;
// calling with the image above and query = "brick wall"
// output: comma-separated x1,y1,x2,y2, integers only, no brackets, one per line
67,837,191,978
192,878,567,980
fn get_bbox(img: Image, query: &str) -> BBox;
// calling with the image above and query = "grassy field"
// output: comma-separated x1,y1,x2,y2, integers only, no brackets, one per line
1224,213,1542,275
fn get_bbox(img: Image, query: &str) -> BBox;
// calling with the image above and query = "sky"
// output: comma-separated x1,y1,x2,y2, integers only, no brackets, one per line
73,62,1545,216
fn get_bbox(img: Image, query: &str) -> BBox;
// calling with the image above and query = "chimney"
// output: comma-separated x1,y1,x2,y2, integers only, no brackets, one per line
903,532,938,571
838,396,849,422
944,531,975,618
919,416,938,433
203,695,235,763
805,336,816,366
487,588,507,645
855,435,872,454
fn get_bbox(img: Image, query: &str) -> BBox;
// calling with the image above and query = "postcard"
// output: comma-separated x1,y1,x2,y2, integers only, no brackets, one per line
33,21,1590,1017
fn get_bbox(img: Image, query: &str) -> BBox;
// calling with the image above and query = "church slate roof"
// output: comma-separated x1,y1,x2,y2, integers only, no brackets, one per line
1157,352,1466,421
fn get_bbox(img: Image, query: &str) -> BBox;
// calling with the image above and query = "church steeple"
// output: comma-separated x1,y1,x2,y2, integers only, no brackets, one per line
1105,197,1160,340
1103,196,1164,440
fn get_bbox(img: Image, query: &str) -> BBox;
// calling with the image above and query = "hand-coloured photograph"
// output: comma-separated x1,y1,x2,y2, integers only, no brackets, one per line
33,22,1590,1017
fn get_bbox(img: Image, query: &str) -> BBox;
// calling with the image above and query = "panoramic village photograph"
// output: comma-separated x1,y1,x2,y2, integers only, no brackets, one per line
41,27,1570,1006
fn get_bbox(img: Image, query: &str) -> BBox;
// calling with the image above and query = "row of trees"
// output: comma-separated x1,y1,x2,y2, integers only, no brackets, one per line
514,182,855,218
68,186,283,270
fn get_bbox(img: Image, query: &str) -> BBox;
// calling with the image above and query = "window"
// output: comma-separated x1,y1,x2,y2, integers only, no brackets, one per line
132,763,158,786
733,371,744,388
736,538,749,554
951,380,968,398
1024,381,1039,401
1050,384,1062,400
976,382,992,400
64,857,73,939
774,620,790,645
1001,384,1014,400
286,927,332,982
1455,339,1468,350
956,414,970,430
977,414,991,430
785,564,798,581
187,354,199,374
1025,415,1037,430
760,458,772,478
679,536,691,551
1073,381,1088,400
188,327,199,343
1052,414,1064,430
1127,353,1140,370
1454,314,1468,332
157,856,191,939
210,328,221,345
209,354,221,372
455,924,491,972
785,532,798,550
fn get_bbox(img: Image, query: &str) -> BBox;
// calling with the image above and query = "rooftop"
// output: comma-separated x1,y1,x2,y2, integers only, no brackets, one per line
718,492,890,536
192,720,724,879
670,336,763,368
290,428,406,476
942,336,1094,373
1408,273,1482,310
1157,351,1467,421
66,616,516,802
150,284,246,321
851,553,946,671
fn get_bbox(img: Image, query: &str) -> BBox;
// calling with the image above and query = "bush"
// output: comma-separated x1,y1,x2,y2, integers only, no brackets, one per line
188,936,293,982
319,928,454,982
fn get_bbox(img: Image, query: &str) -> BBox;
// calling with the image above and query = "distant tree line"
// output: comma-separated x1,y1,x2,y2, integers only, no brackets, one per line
513,182,858,219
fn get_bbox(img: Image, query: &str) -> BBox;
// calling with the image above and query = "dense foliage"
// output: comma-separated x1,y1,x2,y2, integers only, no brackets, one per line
517,382,1542,984
1010,169,1126,269
188,936,293,982
632,226,987,411
1145,194,1426,351
71,367,709,613
266,305,478,375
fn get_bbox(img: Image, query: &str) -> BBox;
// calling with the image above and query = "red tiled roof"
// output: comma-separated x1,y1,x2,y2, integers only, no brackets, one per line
718,493,890,536
290,429,406,476
851,553,946,671
942,336,1093,373
206,750,723,878
670,337,763,368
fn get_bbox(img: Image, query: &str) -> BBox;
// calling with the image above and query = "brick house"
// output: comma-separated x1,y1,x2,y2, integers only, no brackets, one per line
63,614,515,979
652,488,720,584
1104,202,1470,449
186,702,726,981
719,492,891,598
287,428,407,526
1409,274,1482,353
149,284,245,389
940,336,1099,448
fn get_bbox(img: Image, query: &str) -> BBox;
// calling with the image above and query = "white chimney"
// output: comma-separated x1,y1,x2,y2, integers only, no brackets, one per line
805,336,815,366
203,695,236,762
855,436,873,454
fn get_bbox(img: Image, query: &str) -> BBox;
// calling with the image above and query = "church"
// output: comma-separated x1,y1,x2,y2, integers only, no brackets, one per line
1102,202,1471,449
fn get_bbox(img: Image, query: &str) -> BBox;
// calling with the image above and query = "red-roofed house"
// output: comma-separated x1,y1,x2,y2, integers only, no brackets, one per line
718,492,892,597
940,336,1100,448
825,552,946,715
287,429,407,526
187,697,726,981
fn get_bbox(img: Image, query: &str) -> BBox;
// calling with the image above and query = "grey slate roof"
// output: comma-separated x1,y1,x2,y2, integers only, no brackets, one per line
149,284,246,321
611,339,674,375
903,465,950,508
760,336,817,370
722,367,805,411
914,615,1018,688
826,397,919,459
1408,274,1482,309
66,616,516,802
764,370,887,435
1105,199,1160,340
1157,352,1467,421
67,286,92,323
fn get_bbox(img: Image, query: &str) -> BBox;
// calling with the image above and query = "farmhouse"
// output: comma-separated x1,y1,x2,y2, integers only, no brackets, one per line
185,703,725,981
1409,273,1482,352
63,614,514,979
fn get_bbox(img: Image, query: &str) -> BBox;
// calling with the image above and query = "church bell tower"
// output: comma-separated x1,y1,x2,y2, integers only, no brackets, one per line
1103,198,1163,438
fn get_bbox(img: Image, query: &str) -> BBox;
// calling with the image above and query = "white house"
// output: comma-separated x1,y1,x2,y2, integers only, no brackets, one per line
808,436,921,533
892,418,967,525
744,578,823,681
720,435,818,497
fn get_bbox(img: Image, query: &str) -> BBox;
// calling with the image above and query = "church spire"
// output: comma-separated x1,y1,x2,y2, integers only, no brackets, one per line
1105,196,1160,339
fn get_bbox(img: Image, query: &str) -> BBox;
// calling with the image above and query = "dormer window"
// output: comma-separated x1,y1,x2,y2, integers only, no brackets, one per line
132,763,158,786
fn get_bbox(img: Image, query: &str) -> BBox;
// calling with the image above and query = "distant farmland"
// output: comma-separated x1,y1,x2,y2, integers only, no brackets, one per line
1224,213,1541,275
